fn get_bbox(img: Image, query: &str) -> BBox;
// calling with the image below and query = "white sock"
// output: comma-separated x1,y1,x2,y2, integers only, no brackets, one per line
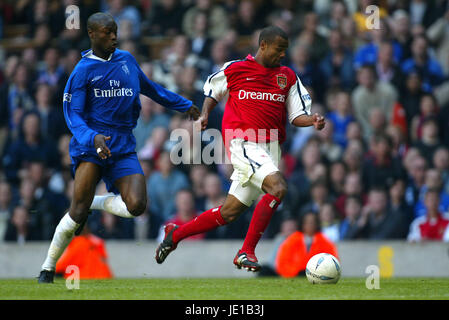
90,195,135,218
41,213,79,271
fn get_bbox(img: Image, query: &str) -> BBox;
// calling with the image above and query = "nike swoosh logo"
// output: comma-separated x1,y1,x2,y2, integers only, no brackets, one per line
91,75,103,82
246,78,256,80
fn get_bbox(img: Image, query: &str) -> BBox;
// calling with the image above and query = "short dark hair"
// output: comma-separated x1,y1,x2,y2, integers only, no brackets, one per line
258,26,288,45
87,12,115,31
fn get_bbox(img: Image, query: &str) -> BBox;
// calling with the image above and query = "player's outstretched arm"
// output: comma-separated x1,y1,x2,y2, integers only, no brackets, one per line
292,113,325,130
198,97,218,131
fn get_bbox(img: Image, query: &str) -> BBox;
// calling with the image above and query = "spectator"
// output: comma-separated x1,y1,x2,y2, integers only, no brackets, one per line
158,189,204,242
152,35,200,92
328,161,347,198
189,164,209,207
188,11,213,59
107,0,141,39
300,178,331,217
414,168,449,218
342,139,365,175
334,172,367,219
362,133,405,190
345,121,364,143
412,117,442,165
407,0,440,28
351,64,398,140
398,72,426,128
433,147,449,195
426,7,449,74
2,111,59,185
401,35,445,92
135,96,171,153
288,42,325,103
324,0,349,32
0,181,13,241
176,66,204,107
407,188,449,242
319,29,355,91
147,0,185,37
182,0,229,40
274,212,339,278
357,187,406,239
367,107,388,138
319,202,340,242
295,12,328,64
410,93,439,142
375,41,404,89
34,83,68,141
386,124,408,159
203,173,226,211
326,90,355,148
286,142,323,214
4,206,38,243
234,0,262,36
147,150,190,226
391,9,413,62
339,196,364,240
405,154,428,208
37,47,65,89
388,178,414,238
316,120,343,163
137,126,169,162
5,64,35,136
353,19,403,69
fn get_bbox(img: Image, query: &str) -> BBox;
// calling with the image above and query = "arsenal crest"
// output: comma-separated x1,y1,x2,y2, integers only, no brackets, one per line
276,74,287,89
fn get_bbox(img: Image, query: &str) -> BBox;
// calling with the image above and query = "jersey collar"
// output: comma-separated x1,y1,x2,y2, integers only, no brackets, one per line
81,49,114,62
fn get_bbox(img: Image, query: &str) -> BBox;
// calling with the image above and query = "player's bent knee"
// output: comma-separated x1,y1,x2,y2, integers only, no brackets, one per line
69,204,91,223
268,181,287,200
125,197,147,217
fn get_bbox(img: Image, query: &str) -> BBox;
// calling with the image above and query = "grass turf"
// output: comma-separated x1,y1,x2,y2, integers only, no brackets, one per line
0,277,448,300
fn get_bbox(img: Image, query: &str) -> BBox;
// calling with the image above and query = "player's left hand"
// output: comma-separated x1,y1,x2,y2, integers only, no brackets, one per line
312,113,325,130
186,105,201,121
94,134,112,160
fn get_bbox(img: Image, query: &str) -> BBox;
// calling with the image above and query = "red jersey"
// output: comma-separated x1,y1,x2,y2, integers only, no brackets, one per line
408,213,449,241
203,55,312,147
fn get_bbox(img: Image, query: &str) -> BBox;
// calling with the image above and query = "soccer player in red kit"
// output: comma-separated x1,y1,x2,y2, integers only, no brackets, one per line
155,26,326,271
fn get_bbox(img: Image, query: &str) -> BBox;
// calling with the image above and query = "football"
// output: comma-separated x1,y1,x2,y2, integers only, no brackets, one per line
305,253,341,284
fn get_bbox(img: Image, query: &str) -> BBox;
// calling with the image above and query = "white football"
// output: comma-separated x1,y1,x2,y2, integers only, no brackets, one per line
305,253,341,284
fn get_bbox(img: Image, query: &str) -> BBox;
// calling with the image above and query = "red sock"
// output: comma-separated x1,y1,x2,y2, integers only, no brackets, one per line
240,193,281,255
172,206,226,243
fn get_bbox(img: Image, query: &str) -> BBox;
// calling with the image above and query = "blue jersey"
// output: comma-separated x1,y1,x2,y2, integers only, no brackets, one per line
63,49,192,157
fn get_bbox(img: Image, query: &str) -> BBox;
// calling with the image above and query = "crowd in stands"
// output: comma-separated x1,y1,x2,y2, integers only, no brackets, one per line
1,0,449,247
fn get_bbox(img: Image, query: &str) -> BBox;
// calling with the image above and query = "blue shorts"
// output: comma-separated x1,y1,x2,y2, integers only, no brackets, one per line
70,152,144,194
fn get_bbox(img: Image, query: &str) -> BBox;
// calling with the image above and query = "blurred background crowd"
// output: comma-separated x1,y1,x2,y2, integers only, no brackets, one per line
0,0,449,247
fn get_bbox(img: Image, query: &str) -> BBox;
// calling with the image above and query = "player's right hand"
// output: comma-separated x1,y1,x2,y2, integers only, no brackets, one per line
199,114,208,131
312,113,325,130
94,134,112,160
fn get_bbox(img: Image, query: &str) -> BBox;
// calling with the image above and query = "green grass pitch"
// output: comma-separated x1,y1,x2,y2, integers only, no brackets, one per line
0,277,448,300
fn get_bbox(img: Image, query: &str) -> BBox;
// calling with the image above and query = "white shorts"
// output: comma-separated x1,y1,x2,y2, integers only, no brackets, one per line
228,138,281,207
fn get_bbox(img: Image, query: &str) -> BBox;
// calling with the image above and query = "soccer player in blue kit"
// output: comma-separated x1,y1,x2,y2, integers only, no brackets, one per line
37,13,200,283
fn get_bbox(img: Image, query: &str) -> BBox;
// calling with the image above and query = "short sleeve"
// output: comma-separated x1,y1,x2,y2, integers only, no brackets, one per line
203,61,235,102
286,75,312,123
